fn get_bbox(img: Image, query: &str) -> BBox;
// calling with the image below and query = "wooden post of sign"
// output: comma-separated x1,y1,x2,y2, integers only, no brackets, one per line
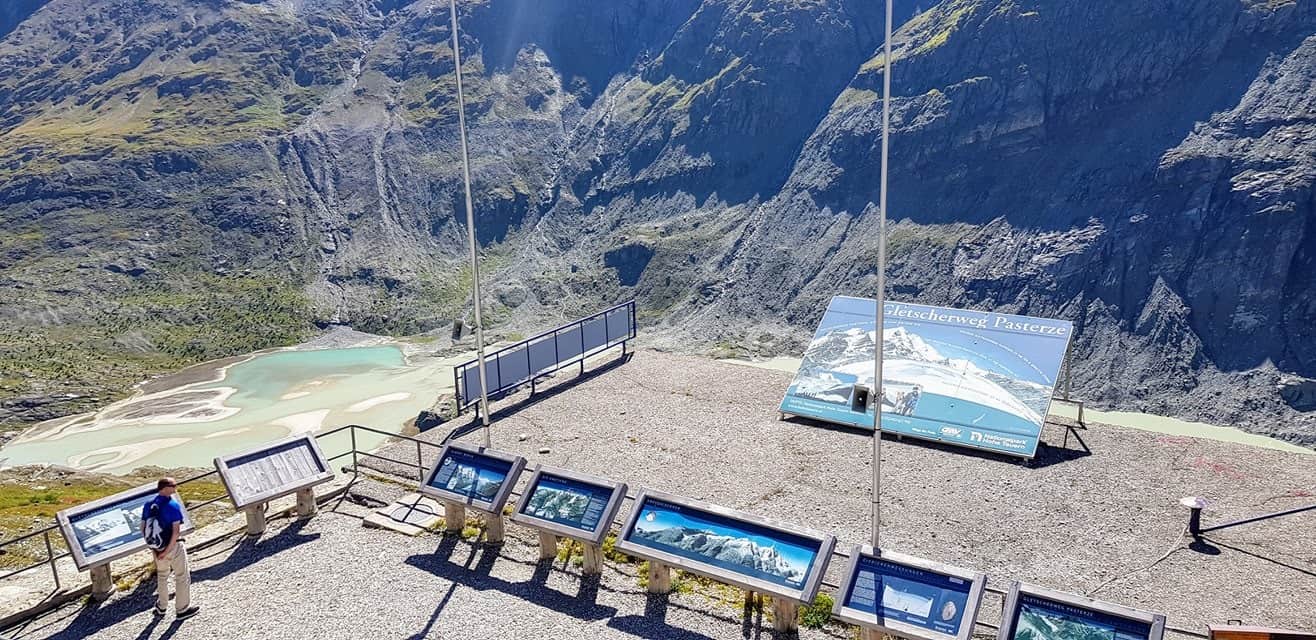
484,513,505,544
581,543,602,576
444,501,465,534
295,488,316,518
537,531,557,560
647,561,671,593
772,597,798,634
90,564,114,601
860,628,882,640
245,506,267,536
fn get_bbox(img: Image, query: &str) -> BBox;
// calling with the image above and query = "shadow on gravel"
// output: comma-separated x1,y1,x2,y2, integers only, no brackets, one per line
443,353,635,444
403,534,619,637
15,577,159,640
776,416,1091,469
191,518,321,583
1200,537,1316,578
605,593,720,640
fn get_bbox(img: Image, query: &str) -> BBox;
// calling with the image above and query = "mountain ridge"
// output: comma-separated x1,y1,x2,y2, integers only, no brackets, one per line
0,0,1313,446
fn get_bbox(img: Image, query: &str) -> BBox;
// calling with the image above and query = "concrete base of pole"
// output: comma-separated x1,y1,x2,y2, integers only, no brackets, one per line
90,564,114,601
1181,496,1208,536
771,597,798,633
538,531,557,560
295,488,317,518
244,507,267,537
647,561,671,594
444,502,465,533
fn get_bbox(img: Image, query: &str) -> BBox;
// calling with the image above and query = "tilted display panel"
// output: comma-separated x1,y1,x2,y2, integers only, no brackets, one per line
510,465,628,546
616,488,835,604
419,443,527,514
831,545,987,640
214,433,334,510
56,482,195,571
996,581,1166,640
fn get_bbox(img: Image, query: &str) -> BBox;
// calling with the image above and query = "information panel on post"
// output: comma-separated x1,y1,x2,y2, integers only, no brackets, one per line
997,582,1166,640
832,545,987,640
780,296,1073,458
616,489,835,603
56,482,195,571
214,433,335,510
420,443,526,514
510,465,628,545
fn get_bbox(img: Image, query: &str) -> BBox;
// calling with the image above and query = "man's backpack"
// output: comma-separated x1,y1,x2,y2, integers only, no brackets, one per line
143,501,168,551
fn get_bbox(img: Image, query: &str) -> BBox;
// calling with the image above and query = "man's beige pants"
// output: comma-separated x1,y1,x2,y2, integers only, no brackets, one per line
154,545,191,612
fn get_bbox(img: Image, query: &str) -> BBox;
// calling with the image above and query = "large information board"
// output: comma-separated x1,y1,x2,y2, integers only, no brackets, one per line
997,582,1166,640
214,434,334,510
420,443,526,513
781,296,1073,458
56,483,195,570
616,489,835,603
510,465,628,545
832,546,986,640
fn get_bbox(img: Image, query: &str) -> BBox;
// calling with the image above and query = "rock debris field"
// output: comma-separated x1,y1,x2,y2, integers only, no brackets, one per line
9,351,1315,639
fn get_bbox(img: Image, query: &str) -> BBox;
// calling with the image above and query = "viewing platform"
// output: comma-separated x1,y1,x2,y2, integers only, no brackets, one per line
4,351,1314,639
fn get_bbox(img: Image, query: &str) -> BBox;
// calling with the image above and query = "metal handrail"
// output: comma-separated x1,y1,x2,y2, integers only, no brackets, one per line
0,423,443,593
453,300,637,411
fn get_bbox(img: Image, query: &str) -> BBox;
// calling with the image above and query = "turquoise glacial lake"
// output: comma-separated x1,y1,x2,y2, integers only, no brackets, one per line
0,346,465,474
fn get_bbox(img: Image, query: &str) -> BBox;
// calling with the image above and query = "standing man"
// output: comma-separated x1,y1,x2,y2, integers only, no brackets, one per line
142,477,200,619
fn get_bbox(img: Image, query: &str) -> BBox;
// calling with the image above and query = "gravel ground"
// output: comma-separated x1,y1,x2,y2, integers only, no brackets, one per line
379,350,1316,632
6,490,850,640
8,350,1314,639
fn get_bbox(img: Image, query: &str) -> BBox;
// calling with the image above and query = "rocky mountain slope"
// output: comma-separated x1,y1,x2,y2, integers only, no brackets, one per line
0,0,1313,445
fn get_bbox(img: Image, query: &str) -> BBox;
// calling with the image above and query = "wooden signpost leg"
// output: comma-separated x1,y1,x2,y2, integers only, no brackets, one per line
647,561,671,594
245,506,267,537
537,531,557,560
772,597,798,634
444,502,465,534
90,564,114,601
484,514,505,544
581,543,602,576
860,628,882,640
295,487,317,518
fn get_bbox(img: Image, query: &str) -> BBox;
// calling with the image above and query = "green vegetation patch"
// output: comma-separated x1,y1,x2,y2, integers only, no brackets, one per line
0,476,229,569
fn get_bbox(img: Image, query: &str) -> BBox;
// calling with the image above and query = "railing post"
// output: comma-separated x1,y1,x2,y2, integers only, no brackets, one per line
350,426,358,473
43,529,60,591
415,440,424,481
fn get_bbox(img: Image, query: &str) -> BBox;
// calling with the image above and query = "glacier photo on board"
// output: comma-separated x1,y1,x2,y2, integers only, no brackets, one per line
781,296,1073,458
629,498,820,589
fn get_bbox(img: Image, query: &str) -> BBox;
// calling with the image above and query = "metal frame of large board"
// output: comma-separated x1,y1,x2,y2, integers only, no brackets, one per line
214,433,335,511
419,443,526,514
509,465,628,545
455,299,637,411
56,482,195,571
831,545,987,640
996,581,1166,640
616,488,836,603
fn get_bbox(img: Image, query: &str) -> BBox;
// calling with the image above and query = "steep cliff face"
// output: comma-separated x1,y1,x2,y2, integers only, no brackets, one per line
1,0,1314,444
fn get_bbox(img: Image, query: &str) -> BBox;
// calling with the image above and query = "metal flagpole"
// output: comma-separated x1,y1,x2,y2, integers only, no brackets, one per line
449,0,492,448
872,0,893,550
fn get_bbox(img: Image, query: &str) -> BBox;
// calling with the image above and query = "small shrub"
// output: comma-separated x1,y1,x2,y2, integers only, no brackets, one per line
799,592,834,629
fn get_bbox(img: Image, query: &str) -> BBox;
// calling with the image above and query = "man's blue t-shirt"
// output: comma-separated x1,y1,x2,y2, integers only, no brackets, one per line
143,495,184,529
